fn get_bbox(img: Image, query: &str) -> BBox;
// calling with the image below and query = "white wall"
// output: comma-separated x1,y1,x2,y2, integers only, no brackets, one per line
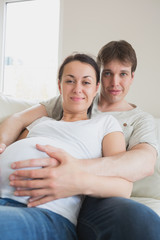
59,0,160,117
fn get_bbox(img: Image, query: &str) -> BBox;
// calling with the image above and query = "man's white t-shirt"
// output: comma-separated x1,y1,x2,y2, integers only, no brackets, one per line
0,114,122,225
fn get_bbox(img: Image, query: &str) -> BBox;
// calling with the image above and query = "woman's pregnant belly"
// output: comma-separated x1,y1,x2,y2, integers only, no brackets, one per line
0,136,58,203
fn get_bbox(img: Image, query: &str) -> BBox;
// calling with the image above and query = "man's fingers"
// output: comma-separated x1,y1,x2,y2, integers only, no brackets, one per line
36,144,73,164
11,157,59,169
9,176,28,181
13,188,52,198
36,144,67,158
10,178,51,189
36,144,59,153
28,196,54,207
10,167,52,179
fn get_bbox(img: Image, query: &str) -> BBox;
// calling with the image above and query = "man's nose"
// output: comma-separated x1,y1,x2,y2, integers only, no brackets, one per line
111,75,120,86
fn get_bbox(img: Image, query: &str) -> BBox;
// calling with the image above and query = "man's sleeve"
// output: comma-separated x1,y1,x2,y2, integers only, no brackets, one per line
128,113,159,155
40,95,63,120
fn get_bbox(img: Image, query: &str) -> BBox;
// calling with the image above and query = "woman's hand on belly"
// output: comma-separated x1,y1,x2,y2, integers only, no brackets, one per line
0,143,6,153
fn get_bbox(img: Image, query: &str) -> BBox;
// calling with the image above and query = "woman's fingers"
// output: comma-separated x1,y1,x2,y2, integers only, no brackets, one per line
0,143,6,153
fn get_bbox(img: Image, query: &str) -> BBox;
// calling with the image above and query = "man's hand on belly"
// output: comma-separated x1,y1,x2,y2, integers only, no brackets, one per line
9,144,84,207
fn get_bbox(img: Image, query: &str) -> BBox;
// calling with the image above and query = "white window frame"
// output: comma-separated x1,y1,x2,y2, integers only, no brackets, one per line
0,0,31,92
0,0,63,95
0,0,6,91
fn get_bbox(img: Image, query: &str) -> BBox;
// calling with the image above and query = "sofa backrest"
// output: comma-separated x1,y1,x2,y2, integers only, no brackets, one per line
0,93,36,123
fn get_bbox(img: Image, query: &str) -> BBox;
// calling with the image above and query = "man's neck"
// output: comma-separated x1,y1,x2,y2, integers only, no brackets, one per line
98,95,135,112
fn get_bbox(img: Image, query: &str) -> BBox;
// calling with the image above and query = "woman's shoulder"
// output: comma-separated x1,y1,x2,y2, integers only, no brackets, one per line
91,112,118,123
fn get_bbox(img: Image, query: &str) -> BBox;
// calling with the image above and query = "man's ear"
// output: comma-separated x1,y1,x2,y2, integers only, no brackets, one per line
58,80,62,94
131,72,135,83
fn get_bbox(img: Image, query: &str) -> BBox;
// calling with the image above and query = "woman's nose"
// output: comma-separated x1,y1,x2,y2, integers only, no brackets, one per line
73,83,82,93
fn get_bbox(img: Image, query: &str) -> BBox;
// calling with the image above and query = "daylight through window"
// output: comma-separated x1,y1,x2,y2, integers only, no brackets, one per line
3,0,60,100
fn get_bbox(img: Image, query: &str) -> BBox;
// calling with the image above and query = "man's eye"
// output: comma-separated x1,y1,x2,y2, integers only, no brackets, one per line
121,73,127,76
103,72,111,77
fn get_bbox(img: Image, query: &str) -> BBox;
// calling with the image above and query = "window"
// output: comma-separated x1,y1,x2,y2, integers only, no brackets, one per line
0,0,60,100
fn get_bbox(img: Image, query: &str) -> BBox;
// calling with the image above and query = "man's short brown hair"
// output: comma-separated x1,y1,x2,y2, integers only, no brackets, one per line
97,40,137,73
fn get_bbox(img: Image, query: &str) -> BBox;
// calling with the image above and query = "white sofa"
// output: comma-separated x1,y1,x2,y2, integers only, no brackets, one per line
0,92,160,216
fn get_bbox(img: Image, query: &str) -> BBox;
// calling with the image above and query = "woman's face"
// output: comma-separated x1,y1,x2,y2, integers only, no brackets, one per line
58,60,99,115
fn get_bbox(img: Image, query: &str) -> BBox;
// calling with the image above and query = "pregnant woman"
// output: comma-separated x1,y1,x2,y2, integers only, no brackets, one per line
0,53,132,240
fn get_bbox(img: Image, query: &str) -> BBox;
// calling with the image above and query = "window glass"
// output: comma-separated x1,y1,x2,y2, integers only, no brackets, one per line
4,0,60,100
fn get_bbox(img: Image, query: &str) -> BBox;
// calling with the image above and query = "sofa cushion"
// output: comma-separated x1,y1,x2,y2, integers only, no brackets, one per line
131,197,160,216
156,118,160,149
0,93,36,123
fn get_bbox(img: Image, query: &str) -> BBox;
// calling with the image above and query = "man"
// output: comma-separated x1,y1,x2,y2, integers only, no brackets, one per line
0,40,160,239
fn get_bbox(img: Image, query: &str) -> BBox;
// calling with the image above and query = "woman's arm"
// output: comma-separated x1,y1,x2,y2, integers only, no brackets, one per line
81,132,132,198
0,104,47,152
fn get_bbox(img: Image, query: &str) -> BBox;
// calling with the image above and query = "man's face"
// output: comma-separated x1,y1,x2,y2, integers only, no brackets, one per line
100,59,134,104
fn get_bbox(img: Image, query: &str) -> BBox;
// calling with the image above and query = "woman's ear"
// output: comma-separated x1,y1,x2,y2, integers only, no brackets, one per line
58,80,62,94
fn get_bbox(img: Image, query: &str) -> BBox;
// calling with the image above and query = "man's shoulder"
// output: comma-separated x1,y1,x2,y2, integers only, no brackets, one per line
40,95,61,107
40,95,62,119
116,105,154,126
95,103,154,126
128,105,154,120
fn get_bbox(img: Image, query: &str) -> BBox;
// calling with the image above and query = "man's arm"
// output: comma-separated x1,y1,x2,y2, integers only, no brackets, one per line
9,132,133,206
0,104,47,152
8,131,156,206
81,143,156,182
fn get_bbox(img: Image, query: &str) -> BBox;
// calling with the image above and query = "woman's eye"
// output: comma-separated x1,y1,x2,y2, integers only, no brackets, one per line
83,81,91,85
66,80,74,83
